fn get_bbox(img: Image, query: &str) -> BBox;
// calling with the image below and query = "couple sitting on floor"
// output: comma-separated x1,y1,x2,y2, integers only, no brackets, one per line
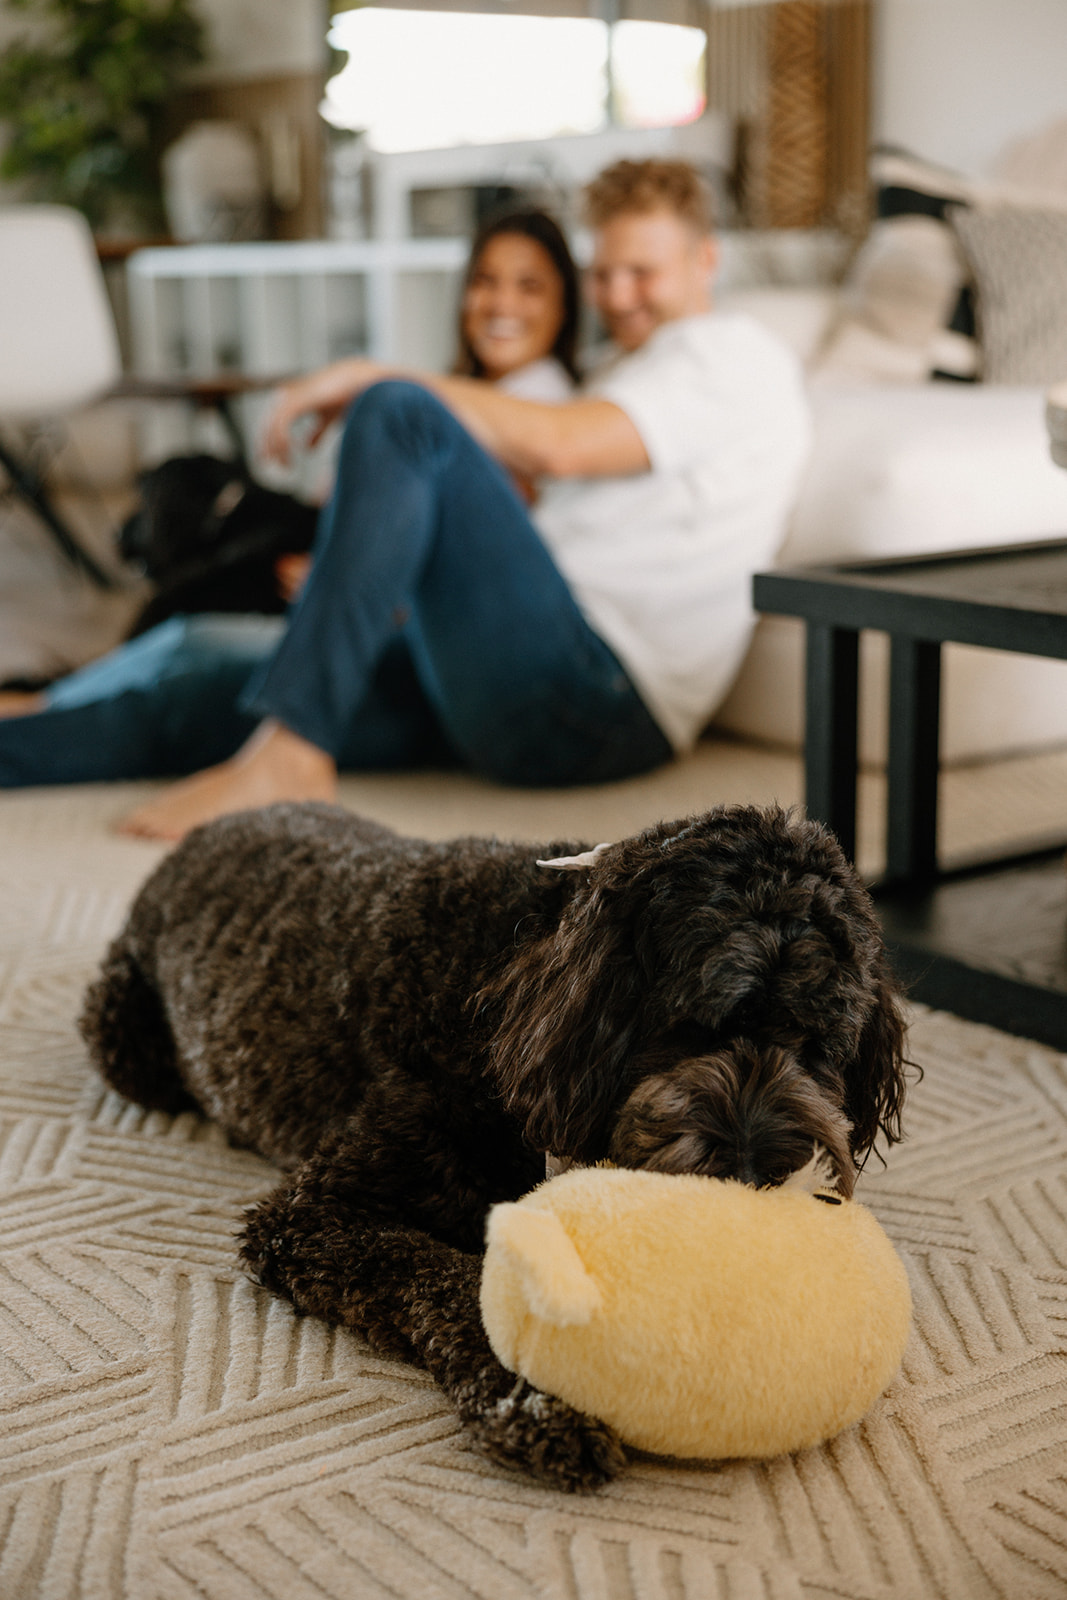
0,158,812,840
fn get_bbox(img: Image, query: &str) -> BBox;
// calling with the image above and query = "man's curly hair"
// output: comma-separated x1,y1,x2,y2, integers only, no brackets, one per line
582,158,714,234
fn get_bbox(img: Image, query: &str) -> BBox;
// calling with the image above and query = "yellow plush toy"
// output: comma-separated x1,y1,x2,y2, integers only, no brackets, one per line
480,1163,911,1461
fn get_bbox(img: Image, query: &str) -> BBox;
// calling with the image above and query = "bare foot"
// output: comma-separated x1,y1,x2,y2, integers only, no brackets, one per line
117,721,338,841
0,691,45,718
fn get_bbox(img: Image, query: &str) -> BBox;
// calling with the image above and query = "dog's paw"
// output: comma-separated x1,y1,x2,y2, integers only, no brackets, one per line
463,1379,626,1492
238,1212,289,1295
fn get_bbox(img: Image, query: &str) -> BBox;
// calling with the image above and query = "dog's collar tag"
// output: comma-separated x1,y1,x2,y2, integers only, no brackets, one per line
210,479,248,522
536,843,612,871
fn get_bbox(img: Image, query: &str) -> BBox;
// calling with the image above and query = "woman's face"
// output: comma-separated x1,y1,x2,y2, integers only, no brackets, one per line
462,232,566,381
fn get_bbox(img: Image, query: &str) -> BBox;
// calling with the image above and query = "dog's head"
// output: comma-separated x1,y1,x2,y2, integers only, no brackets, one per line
118,455,317,584
119,455,250,577
488,806,907,1194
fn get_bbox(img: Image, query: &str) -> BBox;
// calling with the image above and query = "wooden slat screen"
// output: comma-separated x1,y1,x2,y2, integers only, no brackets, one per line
706,0,871,234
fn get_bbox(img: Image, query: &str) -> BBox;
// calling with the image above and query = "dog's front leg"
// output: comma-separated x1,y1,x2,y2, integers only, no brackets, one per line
239,1150,626,1492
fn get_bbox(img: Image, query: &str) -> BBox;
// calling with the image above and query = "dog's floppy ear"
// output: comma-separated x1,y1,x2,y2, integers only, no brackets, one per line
484,887,646,1163
842,969,908,1157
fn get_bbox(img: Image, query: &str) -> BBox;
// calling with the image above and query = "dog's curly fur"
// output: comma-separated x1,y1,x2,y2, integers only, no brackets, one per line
119,454,317,638
79,801,907,1491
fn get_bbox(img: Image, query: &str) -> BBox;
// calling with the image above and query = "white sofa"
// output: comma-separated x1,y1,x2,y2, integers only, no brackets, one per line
715,127,1067,767
710,300,1067,765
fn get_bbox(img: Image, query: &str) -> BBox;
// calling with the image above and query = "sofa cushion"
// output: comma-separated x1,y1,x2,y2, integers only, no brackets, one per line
713,285,838,367
950,205,1067,384
815,151,979,385
782,383,1067,564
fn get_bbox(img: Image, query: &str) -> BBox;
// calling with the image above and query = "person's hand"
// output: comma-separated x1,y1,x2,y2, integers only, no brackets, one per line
274,552,313,604
510,469,540,506
260,359,388,465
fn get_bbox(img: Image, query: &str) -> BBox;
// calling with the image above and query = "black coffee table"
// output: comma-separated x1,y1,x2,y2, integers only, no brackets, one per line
753,537,1067,1048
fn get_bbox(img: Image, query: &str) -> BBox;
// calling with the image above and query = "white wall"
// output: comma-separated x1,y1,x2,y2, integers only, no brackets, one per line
189,0,326,82
0,1,326,83
873,0,1067,175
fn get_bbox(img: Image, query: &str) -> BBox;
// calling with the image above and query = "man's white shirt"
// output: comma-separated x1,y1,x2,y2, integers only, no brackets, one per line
531,311,812,751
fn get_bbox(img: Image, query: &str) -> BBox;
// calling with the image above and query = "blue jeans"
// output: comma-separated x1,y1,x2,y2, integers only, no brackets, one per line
0,382,671,788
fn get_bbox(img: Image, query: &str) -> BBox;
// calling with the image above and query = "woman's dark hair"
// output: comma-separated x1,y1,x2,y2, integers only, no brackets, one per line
454,207,581,383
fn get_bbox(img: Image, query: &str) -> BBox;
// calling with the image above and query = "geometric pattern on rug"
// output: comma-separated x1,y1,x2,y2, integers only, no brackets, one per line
1,787,1066,1600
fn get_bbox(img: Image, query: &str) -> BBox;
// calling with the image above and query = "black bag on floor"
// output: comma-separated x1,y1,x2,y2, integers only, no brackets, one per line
119,454,318,638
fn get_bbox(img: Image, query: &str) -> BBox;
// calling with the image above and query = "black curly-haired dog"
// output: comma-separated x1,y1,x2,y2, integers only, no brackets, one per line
119,454,317,637
80,800,907,1491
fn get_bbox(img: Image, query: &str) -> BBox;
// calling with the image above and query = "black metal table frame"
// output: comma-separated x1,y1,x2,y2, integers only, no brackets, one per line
753,539,1067,1048
754,539,1067,886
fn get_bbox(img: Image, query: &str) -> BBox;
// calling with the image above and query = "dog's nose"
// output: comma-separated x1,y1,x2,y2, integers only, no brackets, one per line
732,1155,764,1188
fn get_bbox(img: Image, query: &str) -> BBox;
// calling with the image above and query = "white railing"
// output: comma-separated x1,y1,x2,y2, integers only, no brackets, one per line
125,237,469,484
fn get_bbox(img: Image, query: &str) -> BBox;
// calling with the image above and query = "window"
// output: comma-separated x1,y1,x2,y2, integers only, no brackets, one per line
322,7,707,153
612,19,706,130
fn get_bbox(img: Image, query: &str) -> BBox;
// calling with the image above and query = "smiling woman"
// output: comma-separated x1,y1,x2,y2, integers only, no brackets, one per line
321,5,707,152
462,235,567,382
455,209,581,387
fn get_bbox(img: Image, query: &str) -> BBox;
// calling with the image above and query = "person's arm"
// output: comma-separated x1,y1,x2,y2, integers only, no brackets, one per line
261,357,650,480
428,375,650,479
261,361,379,464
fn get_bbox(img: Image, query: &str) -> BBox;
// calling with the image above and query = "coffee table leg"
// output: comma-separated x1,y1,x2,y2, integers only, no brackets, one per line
886,636,941,885
804,623,859,862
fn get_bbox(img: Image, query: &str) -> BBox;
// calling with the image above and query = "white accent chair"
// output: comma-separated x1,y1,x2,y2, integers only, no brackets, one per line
0,204,279,590
0,206,123,586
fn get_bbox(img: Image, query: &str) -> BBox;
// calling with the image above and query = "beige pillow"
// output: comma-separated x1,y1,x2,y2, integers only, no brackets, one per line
950,205,1067,384
816,215,975,383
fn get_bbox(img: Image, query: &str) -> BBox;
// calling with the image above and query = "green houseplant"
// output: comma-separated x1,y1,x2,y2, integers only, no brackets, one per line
0,0,206,232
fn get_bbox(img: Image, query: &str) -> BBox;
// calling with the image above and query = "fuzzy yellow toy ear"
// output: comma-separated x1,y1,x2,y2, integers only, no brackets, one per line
484,1202,602,1327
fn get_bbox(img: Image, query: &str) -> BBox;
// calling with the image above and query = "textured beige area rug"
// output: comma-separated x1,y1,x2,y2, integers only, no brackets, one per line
2,746,1067,1600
